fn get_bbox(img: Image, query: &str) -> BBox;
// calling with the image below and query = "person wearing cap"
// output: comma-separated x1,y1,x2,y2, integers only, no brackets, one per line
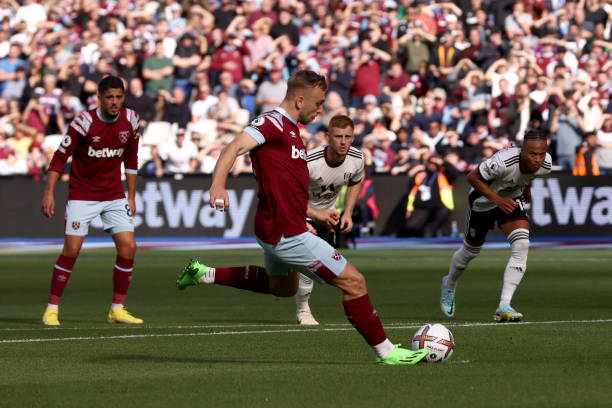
255,66,287,115
154,127,198,178
172,31,202,99
403,152,458,238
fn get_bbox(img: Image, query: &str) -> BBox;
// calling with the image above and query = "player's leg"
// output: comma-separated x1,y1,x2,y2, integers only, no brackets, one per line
176,260,272,293
440,208,488,317
495,219,530,322
295,224,335,326
43,200,96,326
103,199,142,324
283,232,427,365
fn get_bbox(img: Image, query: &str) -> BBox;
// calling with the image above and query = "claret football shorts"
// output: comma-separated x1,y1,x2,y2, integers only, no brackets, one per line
64,198,134,236
257,231,348,283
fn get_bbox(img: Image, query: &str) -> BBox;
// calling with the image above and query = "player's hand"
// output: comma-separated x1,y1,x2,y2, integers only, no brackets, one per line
307,221,317,235
128,197,136,215
496,197,519,214
41,192,55,218
209,185,229,212
339,213,353,233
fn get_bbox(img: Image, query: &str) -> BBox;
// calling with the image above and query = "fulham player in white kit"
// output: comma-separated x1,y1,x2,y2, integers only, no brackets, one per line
41,75,143,326
440,129,552,322
297,115,365,325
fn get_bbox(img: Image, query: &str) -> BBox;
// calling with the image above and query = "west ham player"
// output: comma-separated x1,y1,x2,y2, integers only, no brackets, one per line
297,115,365,326
176,70,428,365
440,129,552,322
41,75,143,326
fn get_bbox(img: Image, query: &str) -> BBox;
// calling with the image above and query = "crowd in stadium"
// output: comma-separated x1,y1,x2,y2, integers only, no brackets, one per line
0,0,611,179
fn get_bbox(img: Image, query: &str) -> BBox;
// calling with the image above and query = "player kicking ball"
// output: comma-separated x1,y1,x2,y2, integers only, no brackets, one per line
41,75,143,326
440,128,551,322
297,114,365,325
176,70,428,365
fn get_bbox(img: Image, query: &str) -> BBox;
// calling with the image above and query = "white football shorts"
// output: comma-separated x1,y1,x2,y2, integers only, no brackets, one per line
257,231,348,283
65,198,134,236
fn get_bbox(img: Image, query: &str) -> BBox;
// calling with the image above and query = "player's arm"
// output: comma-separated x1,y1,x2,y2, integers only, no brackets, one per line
467,168,517,214
340,177,364,232
306,205,339,228
43,125,82,218
41,170,61,218
124,112,140,213
210,131,259,211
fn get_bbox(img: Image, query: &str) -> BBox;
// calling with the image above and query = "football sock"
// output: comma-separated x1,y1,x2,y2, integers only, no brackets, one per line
46,303,58,310
296,274,314,312
112,256,134,305
48,254,76,305
444,241,482,290
500,229,529,306
198,267,215,284
373,338,395,359
111,303,123,310
214,266,270,294
343,294,387,347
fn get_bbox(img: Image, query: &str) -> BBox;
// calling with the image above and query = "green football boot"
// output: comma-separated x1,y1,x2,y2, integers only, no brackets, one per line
176,259,208,290
376,345,429,365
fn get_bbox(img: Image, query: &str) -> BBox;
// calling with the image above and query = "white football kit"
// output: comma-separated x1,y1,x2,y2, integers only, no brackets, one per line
307,146,365,210
470,147,552,212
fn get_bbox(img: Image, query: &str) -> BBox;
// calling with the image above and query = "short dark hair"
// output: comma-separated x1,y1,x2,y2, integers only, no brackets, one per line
328,114,354,131
286,70,327,99
98,75,125,94
523,128,547,142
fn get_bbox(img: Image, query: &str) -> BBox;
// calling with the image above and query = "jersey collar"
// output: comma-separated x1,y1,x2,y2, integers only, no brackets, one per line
274,107,297,125
96,108,120,123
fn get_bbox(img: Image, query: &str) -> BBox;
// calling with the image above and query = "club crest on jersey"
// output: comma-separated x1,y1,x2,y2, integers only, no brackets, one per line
344,172,352,183
118,131,130,143
332,251,342,261
72,221,80,230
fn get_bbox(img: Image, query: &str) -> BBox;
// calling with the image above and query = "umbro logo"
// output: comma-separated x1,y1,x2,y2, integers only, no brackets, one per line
92,136,101,143
289,130,297,138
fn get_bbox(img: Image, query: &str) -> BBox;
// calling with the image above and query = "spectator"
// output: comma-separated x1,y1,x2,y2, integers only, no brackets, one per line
595,114,612,175
154,128,198,178
124,77,156,126
142,40,174,97
403,153,459,238
573,131,600,176
255,66,287,114
6,124,32,174
0,42,26,95
0,129,15,175
172,32,202,98
506,82,541,144
160,87,191,129
550,98,584,171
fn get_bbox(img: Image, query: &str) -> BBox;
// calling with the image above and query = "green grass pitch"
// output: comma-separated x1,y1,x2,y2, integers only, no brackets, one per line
1,248,611,407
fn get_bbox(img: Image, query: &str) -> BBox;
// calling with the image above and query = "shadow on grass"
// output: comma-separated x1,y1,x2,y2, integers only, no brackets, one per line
92,354,365,366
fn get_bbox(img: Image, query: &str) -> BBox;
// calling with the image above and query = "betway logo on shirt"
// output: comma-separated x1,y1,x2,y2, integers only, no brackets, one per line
88,146,124,158
291,145,306,160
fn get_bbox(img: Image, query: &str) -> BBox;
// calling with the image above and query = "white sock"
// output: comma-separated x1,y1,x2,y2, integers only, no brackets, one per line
199,267,215,284
296,274,314,312
373,338,395,359
46,303,58,310
111,303,123,310
443,241,482,290
500,229,529,306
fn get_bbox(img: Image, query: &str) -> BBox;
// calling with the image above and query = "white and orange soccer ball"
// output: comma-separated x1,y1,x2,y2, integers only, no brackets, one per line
411,323,455,363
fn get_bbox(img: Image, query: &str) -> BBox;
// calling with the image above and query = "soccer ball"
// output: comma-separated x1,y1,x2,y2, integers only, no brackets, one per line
411,323,455,363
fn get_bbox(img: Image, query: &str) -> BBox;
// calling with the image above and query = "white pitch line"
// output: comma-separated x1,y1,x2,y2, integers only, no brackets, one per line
1,319,611,344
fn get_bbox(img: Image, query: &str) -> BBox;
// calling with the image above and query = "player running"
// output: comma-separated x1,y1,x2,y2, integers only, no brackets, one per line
297,114,365,325
440,128,551,322
176,70,428,365
41,75,143,326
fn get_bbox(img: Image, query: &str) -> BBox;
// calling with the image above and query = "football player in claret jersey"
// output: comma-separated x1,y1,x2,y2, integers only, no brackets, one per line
41,75,143,326
296,115,365,326
440,129,552,322
176,70,428,365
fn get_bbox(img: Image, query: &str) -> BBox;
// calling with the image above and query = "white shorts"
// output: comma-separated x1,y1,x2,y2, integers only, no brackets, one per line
257,231,348,283
65,198,134,236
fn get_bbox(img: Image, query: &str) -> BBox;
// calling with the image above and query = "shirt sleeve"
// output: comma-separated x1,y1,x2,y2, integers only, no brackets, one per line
244,112,283,145
478,152,505,181
47,121,83,173
350,157,365,185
